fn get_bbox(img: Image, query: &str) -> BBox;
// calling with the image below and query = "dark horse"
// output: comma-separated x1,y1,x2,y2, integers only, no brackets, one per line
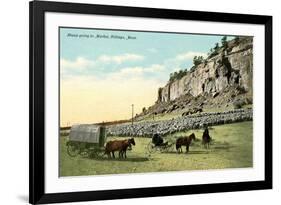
176,133,196,153
105,138,135,159
202,127,211,149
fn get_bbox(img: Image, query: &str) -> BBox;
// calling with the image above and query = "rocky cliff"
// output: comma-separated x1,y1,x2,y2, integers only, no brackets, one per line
157,37,253,103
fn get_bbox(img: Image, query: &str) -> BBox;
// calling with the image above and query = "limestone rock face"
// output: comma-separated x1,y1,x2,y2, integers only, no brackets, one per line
157,37,253,103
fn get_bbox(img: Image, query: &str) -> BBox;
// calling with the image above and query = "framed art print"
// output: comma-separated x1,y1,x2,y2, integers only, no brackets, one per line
29,1,272,204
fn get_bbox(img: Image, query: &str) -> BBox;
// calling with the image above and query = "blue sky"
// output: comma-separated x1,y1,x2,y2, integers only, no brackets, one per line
60,28,232,83
59,27,234,125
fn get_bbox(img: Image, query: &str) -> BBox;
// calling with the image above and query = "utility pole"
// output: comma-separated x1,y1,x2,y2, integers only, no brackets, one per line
131,104,134,125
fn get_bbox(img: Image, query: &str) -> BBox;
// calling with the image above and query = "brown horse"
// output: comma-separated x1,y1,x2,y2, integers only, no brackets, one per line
202,127,211,149
176,133,196,153
105,138,135,159
119,138,135,158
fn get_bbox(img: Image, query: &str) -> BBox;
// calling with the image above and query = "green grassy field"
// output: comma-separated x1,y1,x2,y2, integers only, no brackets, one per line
59,121,253,176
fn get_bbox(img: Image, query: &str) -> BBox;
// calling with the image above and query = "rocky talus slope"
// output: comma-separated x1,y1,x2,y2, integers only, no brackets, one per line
108,108,252,137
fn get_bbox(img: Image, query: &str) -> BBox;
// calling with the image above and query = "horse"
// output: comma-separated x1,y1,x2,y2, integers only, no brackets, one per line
176,133,196,153
104,138,135,159
119,138,135,158
202,127,211,149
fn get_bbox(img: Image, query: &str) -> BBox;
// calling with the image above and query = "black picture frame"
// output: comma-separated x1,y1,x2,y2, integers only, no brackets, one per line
29,0,272,204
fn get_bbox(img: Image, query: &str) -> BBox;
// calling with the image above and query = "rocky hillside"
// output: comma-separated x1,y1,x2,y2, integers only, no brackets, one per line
158,36,253,102
136,36,253,118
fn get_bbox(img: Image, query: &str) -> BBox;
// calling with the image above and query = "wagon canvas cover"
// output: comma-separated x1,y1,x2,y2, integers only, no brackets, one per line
69,124,101,143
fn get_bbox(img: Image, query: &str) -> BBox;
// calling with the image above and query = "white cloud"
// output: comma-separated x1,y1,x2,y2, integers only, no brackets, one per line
147,48,158,53
175,51,207,61
97,53,144,64
143,64,165,72
119,67,144,75
61,57,95,70
108,64,165,80
61,53,145,75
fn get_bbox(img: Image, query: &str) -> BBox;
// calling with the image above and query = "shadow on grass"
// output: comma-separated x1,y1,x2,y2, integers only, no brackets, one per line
213,145,235,150
159,150,210,155
188,150,211,154
163,146,233,154
192,140,235,151
211,141,235,150
89,156,151,162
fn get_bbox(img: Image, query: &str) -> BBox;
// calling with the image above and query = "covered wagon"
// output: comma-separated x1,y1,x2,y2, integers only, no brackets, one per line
66,124,107,158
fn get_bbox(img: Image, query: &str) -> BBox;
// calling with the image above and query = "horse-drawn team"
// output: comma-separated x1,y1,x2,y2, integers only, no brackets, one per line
104,127,212,159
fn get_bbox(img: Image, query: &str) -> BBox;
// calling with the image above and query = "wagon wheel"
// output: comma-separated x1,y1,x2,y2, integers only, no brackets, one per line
79,149,90,158
160,145,170,153
67,143,80,157
147,142,156,154
166,143,174,153
159,146,166,153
